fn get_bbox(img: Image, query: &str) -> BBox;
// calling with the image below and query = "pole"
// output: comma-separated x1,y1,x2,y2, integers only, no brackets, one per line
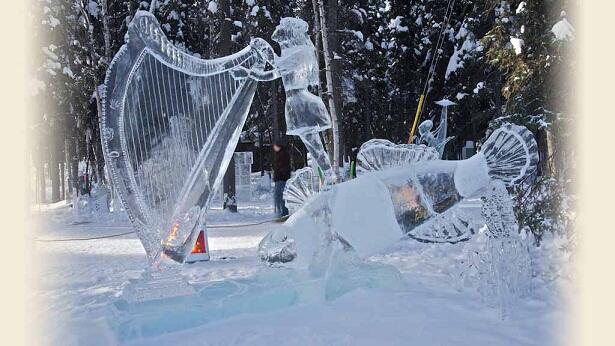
408,94,425,144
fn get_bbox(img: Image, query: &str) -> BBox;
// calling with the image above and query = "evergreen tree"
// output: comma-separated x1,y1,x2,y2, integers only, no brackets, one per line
28,0,576,241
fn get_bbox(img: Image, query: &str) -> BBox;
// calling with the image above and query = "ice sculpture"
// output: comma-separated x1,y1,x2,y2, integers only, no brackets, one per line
356,139,439,175
71,185,110,224
257,226,297,263
282,166,319,212
100,11,271,263
357,139,476,243
259,123,538,265
231,18,335,184
478,181,531,316
416,99,456,158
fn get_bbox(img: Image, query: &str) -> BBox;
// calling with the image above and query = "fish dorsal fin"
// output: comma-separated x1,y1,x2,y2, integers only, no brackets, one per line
356,139,439,175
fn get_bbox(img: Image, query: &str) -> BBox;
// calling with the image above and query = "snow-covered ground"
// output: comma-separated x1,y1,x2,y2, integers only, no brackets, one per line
30,194,572,345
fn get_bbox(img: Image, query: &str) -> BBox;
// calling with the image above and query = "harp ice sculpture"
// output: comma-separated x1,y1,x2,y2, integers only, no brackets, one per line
100,11,268,264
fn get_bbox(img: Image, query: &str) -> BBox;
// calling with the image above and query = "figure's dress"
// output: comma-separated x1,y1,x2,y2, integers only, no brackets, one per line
275,45,331,136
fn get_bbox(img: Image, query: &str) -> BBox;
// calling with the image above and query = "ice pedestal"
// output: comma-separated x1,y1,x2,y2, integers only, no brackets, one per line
110,264,401,342
111,272,302,341
117,267,196,304
234,151,254,202
211,152,255,204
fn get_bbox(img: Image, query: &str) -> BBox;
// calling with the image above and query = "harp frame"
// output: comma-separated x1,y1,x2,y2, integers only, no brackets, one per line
100,11,265,263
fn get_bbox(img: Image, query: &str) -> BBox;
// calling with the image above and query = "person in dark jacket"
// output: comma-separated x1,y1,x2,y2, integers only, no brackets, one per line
272,140,291,217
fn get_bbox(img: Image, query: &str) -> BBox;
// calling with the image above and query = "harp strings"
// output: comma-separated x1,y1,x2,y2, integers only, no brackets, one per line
122,51,255,230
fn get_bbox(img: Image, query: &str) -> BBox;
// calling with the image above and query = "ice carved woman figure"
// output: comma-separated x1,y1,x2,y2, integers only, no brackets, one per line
417,99,456,158
232,18,335,183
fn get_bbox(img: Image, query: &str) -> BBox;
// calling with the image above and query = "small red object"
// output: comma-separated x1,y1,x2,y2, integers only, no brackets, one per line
191,230,207,254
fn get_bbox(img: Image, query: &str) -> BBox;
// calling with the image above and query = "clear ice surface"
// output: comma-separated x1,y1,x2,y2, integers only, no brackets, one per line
111,263,402,342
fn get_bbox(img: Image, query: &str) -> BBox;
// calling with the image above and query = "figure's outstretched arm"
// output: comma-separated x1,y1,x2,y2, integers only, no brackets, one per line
249,67,281,81
232,38,282,81
250,38,278,64
231,66,281,82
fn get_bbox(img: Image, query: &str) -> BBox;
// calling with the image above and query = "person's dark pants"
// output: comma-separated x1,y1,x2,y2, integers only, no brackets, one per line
274,180,289,217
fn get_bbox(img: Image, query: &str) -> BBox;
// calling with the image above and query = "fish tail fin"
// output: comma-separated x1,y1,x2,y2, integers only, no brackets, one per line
481,123,539,185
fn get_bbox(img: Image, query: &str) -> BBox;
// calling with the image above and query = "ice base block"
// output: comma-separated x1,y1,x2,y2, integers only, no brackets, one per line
109,271,310,342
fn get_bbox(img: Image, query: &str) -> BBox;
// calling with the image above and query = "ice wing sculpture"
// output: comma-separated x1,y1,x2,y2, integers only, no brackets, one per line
100,11,268,263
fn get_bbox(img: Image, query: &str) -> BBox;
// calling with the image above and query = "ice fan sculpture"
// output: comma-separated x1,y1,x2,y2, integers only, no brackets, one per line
100,11,270,263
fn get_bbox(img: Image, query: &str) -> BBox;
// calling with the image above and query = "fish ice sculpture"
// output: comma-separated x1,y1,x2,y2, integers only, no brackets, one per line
262,123,538,264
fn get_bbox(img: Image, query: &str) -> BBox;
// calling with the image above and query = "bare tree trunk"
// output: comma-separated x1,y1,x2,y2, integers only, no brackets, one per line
538,129,557,177
60,162,65,200
50,150,61,203
100,0,112,64
258,120,264,176
149,0,158,13
93,87,106,185
326,0,345,163
37,159,46,204
316,0,341,173
77,0,103,66
219,0,237,212
73,136,80,197
64,138,72,197
311,0,334,158
310,0,323,96
64,136,73,199
85,128,93,195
